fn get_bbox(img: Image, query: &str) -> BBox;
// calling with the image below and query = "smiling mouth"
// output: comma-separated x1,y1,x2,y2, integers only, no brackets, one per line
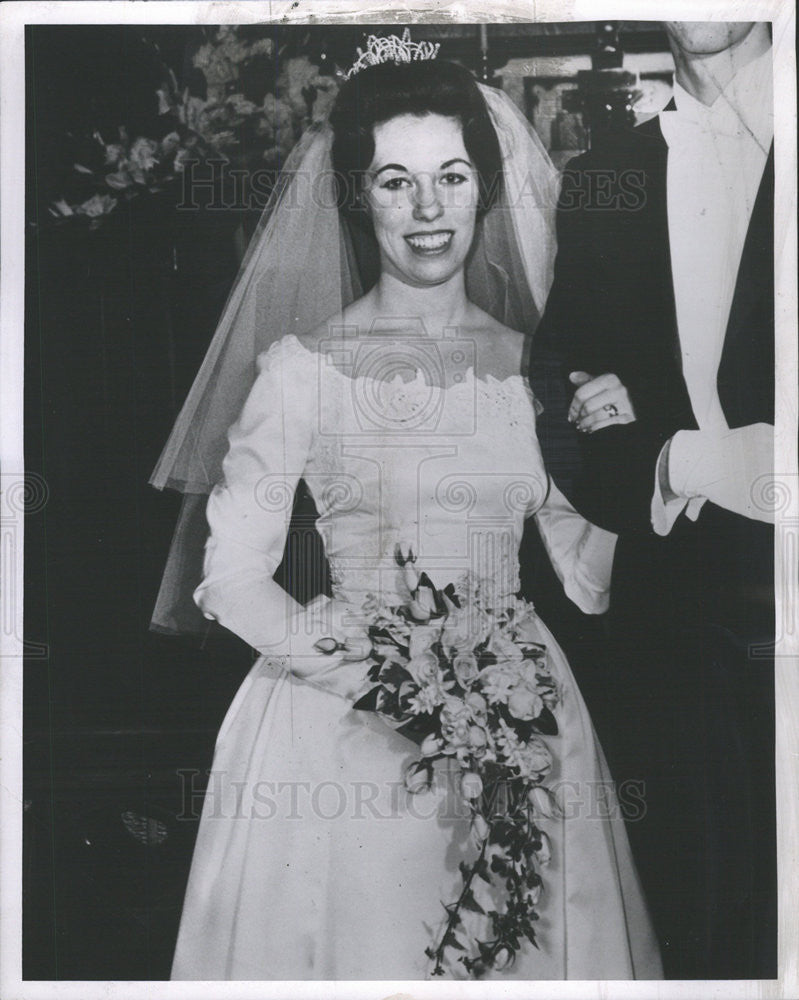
404,230,454,254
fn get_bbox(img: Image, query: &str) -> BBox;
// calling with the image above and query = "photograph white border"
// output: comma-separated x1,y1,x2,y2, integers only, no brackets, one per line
1,2,796,999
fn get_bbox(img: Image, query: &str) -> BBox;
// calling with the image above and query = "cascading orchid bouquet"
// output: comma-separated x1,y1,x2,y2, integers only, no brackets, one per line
315,545,563,978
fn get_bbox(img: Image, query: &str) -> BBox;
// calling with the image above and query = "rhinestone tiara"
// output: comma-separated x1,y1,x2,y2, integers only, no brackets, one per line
344,27,441,80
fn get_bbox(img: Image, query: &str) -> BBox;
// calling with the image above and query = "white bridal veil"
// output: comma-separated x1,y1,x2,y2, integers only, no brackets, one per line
149,79,560,634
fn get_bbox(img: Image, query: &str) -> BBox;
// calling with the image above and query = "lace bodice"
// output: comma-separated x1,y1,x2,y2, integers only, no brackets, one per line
194,334,616,650
298,336,545,606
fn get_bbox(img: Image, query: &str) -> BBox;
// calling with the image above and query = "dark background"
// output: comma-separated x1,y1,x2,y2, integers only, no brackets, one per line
23,22,672,980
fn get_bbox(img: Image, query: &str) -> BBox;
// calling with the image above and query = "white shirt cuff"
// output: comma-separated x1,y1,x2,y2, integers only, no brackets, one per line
651,433,710,535
652,439,687,536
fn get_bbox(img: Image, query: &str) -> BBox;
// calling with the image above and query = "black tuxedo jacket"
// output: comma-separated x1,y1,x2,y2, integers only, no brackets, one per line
532,114,775,642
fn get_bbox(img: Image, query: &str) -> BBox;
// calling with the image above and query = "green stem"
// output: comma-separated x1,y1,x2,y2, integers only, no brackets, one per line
431,828,489,976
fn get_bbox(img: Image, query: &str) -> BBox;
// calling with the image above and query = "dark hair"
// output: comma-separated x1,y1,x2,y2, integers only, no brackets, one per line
330,59,503,232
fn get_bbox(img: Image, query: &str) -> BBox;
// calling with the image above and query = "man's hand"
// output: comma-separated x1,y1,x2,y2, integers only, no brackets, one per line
568,371,637,433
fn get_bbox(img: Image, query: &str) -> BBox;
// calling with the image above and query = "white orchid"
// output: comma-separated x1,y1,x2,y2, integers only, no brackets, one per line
407,678,451,715
478,664,519,705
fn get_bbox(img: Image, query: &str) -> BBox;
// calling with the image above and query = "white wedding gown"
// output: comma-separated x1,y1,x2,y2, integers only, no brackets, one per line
171,333,662,981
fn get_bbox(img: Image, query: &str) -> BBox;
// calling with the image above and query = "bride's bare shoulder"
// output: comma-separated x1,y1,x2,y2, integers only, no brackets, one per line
298,296,375,353
467,306,529,377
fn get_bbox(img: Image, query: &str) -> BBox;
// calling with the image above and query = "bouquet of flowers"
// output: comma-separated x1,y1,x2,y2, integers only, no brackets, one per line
316,545,562,978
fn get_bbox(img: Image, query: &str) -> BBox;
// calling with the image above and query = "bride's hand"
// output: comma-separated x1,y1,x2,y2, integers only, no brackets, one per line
321,599,373,662
567,371,636,433
280,598,374,703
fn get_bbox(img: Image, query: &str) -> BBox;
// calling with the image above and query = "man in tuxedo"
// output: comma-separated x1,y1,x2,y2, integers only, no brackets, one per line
531,22,776,979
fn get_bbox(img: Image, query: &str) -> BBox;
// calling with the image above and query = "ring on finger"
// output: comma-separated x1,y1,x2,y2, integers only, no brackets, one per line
603,403,619,418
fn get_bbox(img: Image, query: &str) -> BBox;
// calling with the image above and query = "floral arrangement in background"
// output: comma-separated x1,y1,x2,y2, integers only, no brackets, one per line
43,27,340,228
182,26,341,167
48,126,209,226
316,547,562,978
191,25,275,103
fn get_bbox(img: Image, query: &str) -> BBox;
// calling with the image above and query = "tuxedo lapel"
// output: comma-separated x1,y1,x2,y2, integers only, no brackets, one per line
635,116,774,429
717,144,775,426
634,113,684,379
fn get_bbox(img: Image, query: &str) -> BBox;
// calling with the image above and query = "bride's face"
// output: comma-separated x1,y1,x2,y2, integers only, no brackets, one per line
364,113,480,288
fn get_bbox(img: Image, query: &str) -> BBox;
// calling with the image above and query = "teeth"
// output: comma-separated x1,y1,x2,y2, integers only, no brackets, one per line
406,232,452,250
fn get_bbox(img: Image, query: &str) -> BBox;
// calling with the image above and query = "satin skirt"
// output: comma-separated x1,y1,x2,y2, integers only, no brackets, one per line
171,611,663,980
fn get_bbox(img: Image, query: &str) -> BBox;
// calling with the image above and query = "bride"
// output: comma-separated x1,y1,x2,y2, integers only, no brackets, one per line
151,39,662,981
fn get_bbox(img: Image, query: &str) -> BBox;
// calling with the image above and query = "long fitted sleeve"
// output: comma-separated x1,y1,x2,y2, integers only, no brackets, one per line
194,339,314,650
193,339,371,701
534,478,617,615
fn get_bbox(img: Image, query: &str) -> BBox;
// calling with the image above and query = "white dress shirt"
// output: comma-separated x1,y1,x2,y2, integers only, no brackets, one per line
651,44,774,534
